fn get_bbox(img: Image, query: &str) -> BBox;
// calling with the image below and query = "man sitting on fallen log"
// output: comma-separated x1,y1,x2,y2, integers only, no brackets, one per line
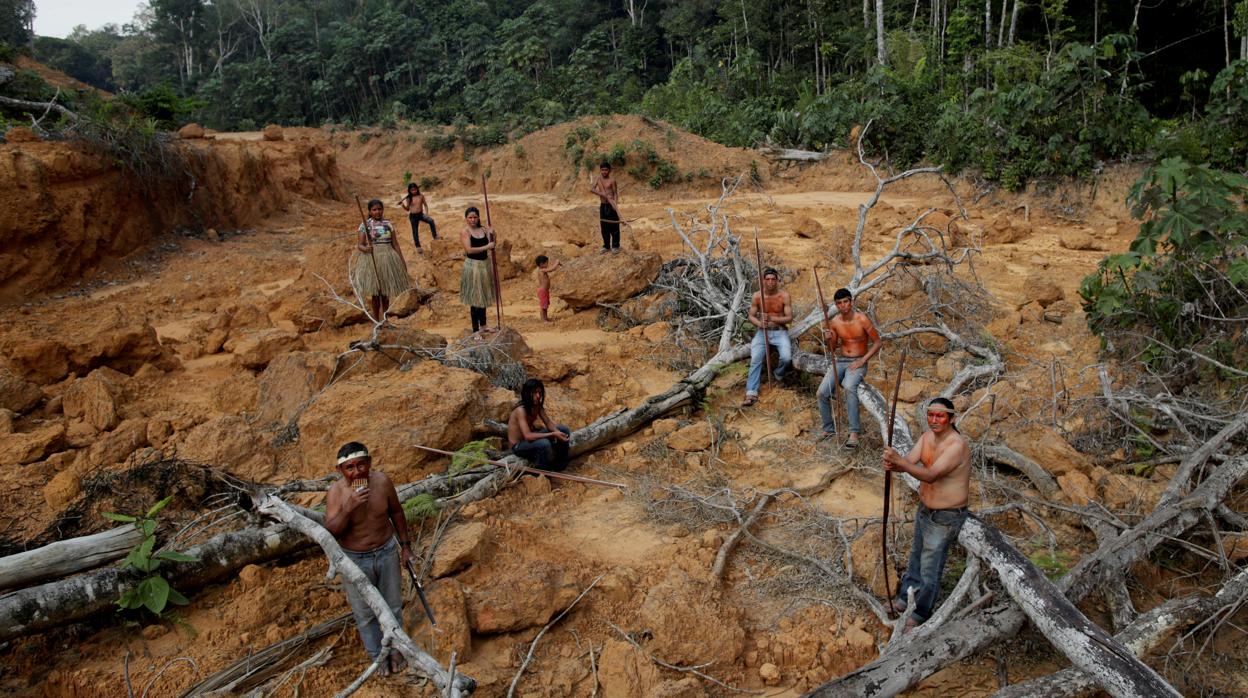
325,442,412,676
508,378,572,471
881,397,971,630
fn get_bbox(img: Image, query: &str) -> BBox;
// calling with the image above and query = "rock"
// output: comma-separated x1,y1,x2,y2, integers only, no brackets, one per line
146,418,173,448
702,529,724,548
297,362,491,481
651,419,679,436
177,415,276,480
1018,300,1046,324
1057,470,1095,506
0,422,66,465
445,326,529,390
4,338,70,383
1005,425,1090,477
62,371,122,432
849,527,895,598
986,214,1026,244
556,251,662,310
262,124,284,141
522,473,552,497
665,421,714,452
5,126,41,143
331,304,368,328
291,297,331,333
388,288,436,318
1100,473,1165,511
177,122,206,139
638,566,744,666
599,639,662,698
934,351,968,382
641,322,672,342
464,561,582,633
1059,229,1102,251
409,578,472,663
650,678,707,697
211,373,259,414
83,419,148,469
759,663,781,686
204,228,220,243
792,215,823,239
430,522,490,578
0,408,13,435
985,310,1021,339
0,370,43,414
68,320,178,375
254,352,336,426
224,328,304,370
897,379,927,403
1020,274,1065,309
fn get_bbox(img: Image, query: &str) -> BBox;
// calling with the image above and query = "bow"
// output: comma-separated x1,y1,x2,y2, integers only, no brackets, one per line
753,231,772,387
882,346,908,615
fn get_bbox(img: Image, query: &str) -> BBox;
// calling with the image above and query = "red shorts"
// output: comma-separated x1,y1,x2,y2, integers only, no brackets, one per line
537,287,550,310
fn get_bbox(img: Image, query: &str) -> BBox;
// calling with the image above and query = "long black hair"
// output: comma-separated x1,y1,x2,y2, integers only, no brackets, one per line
519,378,545,411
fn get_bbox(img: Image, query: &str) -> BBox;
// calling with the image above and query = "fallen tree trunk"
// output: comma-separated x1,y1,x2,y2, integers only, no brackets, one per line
958,518,1180,698
978,442,1061,500
257,496,474,697
0,525,142,591
991,565,1248,698
758,145,830,162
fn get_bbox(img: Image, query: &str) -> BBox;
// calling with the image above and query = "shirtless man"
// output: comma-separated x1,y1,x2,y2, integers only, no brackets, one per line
508,378,571,471
816,288,882,448
881,397,971,628
399,183,437,252
325,442,412,675
589,162,621,252
742,269,794,407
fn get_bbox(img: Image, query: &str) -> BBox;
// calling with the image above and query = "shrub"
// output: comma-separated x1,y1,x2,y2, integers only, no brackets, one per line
423,132,456,152
104,496,199,616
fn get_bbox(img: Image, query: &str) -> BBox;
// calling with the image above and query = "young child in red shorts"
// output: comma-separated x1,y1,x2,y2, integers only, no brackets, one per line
534,255,560,322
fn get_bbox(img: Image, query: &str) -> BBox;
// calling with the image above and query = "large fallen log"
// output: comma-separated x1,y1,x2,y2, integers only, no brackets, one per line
991,565,1248,698
757,145,830,162
806,453,1248,697
0,525,141,591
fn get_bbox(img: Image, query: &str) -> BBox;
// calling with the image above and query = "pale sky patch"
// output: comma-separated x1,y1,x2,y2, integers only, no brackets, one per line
33,0,146,39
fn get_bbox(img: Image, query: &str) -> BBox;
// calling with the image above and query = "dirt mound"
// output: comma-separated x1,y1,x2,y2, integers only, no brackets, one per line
13,56,111,98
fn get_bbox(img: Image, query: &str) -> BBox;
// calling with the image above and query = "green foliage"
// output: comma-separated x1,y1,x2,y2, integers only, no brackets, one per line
423,133,456,153
450,440,492,475
1029,550,1073,580
402,493,439,520
418,175,440,190
118,84,204,130
648,160,679,189
402,170,412,185
103,496,199,616
1080,157,1248,365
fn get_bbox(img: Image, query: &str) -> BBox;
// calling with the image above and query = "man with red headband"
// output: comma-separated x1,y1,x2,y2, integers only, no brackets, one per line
325,442,412,675
881,397,971,630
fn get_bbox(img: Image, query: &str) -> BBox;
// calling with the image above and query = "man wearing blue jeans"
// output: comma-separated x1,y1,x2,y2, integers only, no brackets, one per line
882,397,972,631
325,442,411,675
816,288,881,448
742,269,793,407
509,378,572,471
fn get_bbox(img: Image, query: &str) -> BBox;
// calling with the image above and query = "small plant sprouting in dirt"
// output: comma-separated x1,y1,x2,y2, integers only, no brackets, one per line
103,496,200,616
402,170,412,186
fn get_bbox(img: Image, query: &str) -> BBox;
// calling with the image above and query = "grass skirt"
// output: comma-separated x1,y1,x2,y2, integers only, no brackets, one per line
459,258,496,308
353,244,411,299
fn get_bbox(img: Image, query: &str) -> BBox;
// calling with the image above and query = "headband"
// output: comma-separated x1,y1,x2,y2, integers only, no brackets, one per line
926,403,955,414
337,450,369,465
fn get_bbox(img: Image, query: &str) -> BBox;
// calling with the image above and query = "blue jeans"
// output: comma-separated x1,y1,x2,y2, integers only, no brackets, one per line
897,504,968,623
409,213,437,246
816,357,866,434
342,537,403,660
745,329,792,396
512,425,571,471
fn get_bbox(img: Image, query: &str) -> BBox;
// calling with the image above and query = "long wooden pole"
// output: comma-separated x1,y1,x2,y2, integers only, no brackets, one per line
753,231,772,387
813,267,840,435
412,444,627,489
882,346,908,614
480,174,504,330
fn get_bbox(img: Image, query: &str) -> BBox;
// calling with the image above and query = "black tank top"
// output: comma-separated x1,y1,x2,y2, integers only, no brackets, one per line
467,230,489,260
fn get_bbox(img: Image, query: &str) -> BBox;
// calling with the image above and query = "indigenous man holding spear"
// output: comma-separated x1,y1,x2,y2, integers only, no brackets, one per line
742,268,793,407
882,396,971,631
816,288,882,449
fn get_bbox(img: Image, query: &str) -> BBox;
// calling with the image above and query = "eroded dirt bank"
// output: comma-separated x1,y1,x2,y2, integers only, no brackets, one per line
1,116,1244,697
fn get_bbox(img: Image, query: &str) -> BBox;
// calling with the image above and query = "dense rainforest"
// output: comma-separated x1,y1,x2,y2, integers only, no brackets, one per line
2,0,1248,187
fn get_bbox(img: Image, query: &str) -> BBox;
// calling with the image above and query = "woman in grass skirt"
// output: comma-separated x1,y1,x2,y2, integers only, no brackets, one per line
459,206,497,334
354,199,411,322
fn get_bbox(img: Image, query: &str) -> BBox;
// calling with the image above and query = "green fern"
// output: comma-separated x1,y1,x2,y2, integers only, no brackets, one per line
403,493,439,520
450,440,492,475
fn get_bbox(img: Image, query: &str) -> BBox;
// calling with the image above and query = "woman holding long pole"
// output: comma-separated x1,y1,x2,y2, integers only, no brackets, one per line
458,206,497,335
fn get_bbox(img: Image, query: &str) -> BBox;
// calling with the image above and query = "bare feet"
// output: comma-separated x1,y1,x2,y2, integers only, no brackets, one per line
741,395,758,407
389,651,407,675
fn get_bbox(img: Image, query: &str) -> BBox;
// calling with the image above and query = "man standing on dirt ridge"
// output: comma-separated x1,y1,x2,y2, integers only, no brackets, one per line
741,268,793,407
325,442,413,676
816,288,882,448
881,396,971,631
590,161,622,252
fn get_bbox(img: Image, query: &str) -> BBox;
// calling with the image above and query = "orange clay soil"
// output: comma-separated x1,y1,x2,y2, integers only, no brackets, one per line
3,116,1243,698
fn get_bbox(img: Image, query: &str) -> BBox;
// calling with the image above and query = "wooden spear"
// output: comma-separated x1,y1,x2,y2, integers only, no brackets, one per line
412,444,627,489
480,174,504,330
753,231,772,388
812,266,841,436
882,346,908,615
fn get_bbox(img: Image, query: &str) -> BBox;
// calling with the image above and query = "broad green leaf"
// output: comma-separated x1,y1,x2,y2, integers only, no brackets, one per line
140,576,171,614
166,587,190,606
141,519,157,539
146,496,174,519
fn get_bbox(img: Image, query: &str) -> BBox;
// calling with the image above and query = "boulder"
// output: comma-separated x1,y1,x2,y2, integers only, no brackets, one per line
792,215,823,239
211,373,259,414
651,419,680,436
555,251,662,310
291,296,332,333
464,560,582,634
430,522,490,578
67,319,177,375
82,418,148,469
599,639,662,698
1020,274,1065,309
1099,472,1165,511
388,288,436,318
641,322,672,342
0,408,13,435
262,124,284,141
986,214,1027,244
3,338,70,383
897,379,927,403
1005,425,1090,477
934,351,969,382
0,369,43,414
445,326,529,390
1059,229,1103,251
665,421,714,452
254,351,336,426
61,371,122,432
1057,470,1095,506
0,422,66,465
176,415,276,480
297,361,491,481
177,122,206,139
224,328,304,370
638,565,745,666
